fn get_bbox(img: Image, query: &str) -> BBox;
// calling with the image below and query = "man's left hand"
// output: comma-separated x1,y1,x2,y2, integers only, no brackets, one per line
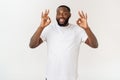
76,11,89,29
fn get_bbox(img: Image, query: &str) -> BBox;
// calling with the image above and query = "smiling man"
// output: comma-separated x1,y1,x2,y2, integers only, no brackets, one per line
29,5,98,80
56,5,71,26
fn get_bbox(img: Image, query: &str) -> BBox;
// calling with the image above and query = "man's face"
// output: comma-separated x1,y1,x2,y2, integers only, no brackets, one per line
56,7,71,26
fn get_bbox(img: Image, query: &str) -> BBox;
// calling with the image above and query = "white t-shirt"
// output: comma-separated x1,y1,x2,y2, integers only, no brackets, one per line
41,23,88,80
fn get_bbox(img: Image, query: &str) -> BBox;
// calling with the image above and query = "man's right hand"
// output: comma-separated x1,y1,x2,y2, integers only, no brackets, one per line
40,10,51,28
29,10,51,48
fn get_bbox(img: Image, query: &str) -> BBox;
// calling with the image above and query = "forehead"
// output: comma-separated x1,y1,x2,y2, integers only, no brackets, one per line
57,7,69,12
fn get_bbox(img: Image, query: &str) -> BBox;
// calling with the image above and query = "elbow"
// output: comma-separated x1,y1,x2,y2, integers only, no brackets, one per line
91,43,98,48
29,39,42,48
29,38,38,49
29,43,36,48
29,41,38,48
92,45,98,48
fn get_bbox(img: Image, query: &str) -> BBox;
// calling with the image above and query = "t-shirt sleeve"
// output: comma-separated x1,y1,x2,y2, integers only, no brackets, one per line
40,27,49,42
81,29,88,43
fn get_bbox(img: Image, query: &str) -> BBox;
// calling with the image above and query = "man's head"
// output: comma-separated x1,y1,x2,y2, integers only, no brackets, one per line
56,5,71,26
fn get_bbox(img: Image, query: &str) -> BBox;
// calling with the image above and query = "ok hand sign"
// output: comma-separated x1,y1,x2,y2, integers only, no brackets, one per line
77,11,89,29
40,10,51,28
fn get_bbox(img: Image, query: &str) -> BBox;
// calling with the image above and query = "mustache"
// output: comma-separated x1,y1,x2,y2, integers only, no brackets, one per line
58,17,65,20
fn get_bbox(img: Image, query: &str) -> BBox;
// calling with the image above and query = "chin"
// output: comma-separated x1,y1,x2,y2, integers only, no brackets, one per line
58,23,66,26
57,21,68,26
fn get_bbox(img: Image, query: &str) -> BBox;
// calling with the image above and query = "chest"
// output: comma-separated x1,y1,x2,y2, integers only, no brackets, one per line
47,28,78,43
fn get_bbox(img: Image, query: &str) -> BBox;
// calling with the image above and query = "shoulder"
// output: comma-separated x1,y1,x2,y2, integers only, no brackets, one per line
42,24,54,32
69,24,84,32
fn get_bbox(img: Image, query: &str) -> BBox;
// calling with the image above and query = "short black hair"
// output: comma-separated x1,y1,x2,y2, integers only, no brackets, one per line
57,5,71,12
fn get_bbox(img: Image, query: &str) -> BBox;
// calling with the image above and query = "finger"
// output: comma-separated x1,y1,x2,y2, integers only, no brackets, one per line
77,19,81,24
48,17,51,23
76,19,79,25
77,19,79,24
42,10,47,17
45,9,49,16
48,17,51,21
78,11,83,18
45,9,47,13
81,11,85,18
47,9,49,15
43,10,47,16
41,11,43,18
85,13,87,19
44,9,47,15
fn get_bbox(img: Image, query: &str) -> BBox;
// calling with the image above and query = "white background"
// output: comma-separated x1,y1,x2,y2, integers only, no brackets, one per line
0,0,120,80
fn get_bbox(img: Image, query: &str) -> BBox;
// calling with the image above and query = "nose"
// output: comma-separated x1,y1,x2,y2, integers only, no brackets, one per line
59,13,64,17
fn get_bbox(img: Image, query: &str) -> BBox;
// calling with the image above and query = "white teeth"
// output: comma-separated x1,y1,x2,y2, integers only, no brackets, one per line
59,19,64,22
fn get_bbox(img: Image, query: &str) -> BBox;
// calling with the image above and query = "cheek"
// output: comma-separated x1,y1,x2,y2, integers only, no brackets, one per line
56,15,60,18
65,16,70,20
56,17,59,20
64,14,70,19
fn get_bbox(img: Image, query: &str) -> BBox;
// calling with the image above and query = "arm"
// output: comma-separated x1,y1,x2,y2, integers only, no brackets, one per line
77,11,98,48
29,26,45,48
84,26,98,48
29,10,51,48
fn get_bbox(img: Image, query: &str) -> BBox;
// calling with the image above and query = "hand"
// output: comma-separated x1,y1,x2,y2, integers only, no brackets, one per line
40,10,51,28
76,11,89,29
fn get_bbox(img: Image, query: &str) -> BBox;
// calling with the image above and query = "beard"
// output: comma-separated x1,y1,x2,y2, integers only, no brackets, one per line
56,17,69,26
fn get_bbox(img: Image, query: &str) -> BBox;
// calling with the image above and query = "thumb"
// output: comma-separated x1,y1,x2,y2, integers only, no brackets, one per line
48,17,51,24
76,19,81,25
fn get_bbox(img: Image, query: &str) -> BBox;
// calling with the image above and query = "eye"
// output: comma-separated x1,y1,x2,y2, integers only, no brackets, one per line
56,12,69,17
63,12,68,16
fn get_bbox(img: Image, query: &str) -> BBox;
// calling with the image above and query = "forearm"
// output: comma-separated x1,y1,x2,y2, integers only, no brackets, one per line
84,26,98,48
29,25,45,48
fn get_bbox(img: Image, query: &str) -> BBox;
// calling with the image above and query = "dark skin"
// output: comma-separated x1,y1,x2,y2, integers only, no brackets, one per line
56,7,71,26
29,7,98,48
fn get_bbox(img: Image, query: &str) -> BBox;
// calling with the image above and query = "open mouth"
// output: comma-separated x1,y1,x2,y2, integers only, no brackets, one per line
59,18,65,23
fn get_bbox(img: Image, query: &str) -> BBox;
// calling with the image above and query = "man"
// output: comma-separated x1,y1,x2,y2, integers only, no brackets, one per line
29,5,98,80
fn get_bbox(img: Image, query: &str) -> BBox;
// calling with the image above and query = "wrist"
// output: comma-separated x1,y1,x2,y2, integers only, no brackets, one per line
84,27,90,32
38,25,45,31
39,25,45,29
83,25,89,30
